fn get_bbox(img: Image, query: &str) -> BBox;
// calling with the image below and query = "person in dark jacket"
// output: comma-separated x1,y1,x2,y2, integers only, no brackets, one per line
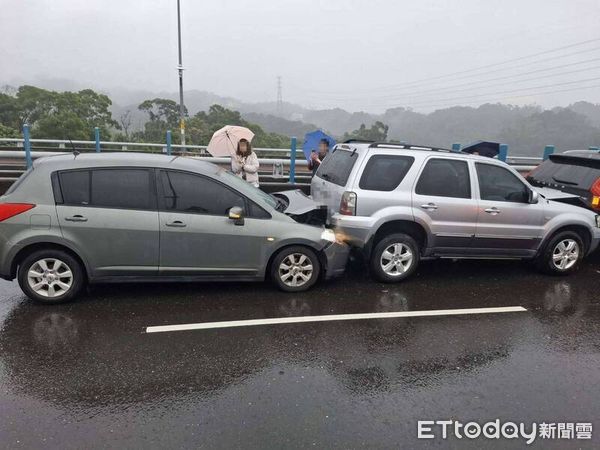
308,138,330,176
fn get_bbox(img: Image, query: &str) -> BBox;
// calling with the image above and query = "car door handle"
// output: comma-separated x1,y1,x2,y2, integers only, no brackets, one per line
420,203,438,211
485,207,501,215
166,220,186,228
65,215,88,222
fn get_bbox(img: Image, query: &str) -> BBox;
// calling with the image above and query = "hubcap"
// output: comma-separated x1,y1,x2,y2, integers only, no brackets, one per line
380,243,413,276
27,258,73,298
552,239,580,271
279,253,313,287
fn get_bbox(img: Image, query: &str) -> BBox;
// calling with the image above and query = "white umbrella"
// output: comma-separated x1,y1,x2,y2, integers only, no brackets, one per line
207,125,255,157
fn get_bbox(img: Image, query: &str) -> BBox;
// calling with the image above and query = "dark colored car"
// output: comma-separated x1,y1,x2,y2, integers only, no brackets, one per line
527,150,600,212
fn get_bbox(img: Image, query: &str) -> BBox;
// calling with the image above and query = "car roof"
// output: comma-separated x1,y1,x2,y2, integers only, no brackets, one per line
332,141,499,163
32,152,220,175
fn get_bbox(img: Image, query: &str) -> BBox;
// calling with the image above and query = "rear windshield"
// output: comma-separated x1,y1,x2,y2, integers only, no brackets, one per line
528,158,600,190
316,149,358,186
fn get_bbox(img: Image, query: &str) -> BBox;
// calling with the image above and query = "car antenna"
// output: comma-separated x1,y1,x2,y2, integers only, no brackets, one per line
68,138,79,157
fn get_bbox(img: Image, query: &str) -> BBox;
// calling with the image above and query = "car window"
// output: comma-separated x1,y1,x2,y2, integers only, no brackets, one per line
359,155,414,191
316,149,358,186
161,171,245,216
415,158,471,199
59,170,90,205
91,169,152,209
476,163,529,203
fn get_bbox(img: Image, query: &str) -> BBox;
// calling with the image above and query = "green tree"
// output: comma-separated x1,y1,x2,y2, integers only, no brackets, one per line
185,104,289,148
35,111,90,140
0,93,20,130
137,98,187,143
343,121,389,141
0,85,119,140
0,123,19,138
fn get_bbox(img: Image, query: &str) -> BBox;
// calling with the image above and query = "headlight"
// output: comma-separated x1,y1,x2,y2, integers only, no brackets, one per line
321,228,336,243
596,215,600,228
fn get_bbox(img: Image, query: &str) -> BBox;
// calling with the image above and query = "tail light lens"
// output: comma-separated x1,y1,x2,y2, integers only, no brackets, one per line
0,203,35,222
339,192,356,216
591,178,600,210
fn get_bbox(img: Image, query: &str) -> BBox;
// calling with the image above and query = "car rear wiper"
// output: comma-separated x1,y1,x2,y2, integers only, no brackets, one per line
551,176,578,186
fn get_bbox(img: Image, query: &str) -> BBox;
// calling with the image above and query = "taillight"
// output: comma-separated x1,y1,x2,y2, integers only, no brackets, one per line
340,192,356,216
0,203,35,222
591,178,600,209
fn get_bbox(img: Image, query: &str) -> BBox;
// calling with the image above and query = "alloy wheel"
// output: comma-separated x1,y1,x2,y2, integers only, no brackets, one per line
27,258,74,298
278,253,314,288
380,243,413,276
552,239,580,271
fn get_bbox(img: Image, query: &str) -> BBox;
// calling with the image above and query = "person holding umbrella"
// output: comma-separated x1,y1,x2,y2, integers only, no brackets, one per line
308,138,330,176
231,138,260,187
207,125,260,188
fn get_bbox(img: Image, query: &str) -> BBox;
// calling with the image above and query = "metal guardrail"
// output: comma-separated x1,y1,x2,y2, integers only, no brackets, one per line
0,137,297,156
0,150,309,168
0,138,539,172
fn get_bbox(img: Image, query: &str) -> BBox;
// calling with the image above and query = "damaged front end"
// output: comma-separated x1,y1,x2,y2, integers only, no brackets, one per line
272,189,328,226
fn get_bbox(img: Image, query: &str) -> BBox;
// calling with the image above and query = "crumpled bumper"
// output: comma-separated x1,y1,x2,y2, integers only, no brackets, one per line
322,241,350,279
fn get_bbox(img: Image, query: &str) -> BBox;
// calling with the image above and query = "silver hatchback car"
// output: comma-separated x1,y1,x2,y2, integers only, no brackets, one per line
311,142,600,282
0,153,349,303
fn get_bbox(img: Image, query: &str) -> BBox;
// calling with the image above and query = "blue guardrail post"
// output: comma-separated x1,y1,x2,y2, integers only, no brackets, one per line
23,124,32,169
166,130,172,155
451,143,461,152
498,144,508,162
94,127,101,153
543,145,555,160
289,136,296,184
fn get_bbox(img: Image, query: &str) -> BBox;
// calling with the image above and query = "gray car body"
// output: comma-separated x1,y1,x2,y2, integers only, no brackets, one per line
311,143,600,259
0,153,348,283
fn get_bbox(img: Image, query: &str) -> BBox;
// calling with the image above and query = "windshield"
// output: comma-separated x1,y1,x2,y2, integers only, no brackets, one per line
217,169,279,209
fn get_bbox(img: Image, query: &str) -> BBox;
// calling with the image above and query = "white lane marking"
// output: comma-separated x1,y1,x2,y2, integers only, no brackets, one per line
146,306,527,334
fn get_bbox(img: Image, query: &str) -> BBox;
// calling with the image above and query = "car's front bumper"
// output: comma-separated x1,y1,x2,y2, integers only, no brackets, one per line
322,241,350,279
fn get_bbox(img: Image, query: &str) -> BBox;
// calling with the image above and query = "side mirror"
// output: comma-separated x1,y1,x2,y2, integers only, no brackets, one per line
529,190,540,204
228,206,245,226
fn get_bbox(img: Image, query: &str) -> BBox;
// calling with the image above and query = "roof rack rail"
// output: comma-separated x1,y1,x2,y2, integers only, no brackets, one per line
368,142,454,153
343,139,375,144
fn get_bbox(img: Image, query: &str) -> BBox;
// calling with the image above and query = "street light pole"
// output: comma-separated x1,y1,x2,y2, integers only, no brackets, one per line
177,0,186,150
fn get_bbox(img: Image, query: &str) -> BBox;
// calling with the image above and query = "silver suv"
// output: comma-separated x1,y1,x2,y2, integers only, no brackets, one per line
0,153,349,303
311,141,600,282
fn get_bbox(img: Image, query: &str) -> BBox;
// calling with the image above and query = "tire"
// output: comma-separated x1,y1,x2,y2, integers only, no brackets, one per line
535,231,585,276
17,249,85,304
370,233,420,283
271,246,321,292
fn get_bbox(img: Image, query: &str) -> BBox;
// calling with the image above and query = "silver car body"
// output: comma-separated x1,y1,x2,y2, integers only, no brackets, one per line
311,142,600,258
0,153,348,283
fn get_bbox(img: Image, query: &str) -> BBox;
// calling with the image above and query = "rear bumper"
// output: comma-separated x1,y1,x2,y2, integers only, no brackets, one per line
322,241,350,279
330,214,374,248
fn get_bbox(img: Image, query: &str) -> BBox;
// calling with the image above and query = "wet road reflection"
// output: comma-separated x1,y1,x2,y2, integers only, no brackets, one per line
0,255,599,448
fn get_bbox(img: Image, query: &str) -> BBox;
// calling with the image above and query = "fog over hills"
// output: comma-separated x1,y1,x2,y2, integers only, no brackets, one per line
4,77,600,155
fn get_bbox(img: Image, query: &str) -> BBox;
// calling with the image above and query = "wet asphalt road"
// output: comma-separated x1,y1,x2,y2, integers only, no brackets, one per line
0,253,599,449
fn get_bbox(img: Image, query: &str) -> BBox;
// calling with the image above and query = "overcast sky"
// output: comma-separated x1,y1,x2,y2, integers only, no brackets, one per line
1,0,600,112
